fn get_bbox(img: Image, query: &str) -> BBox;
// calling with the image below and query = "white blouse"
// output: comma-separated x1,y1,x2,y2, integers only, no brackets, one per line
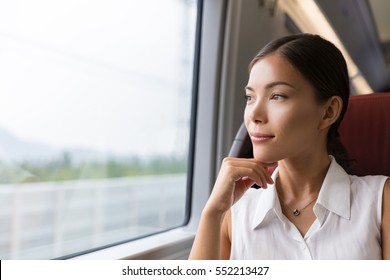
230,156,388,259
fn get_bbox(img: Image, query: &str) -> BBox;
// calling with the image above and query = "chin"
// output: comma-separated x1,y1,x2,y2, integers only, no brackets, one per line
253,152,280,164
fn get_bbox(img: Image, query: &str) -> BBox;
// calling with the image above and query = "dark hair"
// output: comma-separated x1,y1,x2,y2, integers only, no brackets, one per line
249,33,354,173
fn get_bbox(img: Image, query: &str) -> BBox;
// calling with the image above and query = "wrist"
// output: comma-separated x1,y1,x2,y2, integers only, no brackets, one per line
201,204,228,222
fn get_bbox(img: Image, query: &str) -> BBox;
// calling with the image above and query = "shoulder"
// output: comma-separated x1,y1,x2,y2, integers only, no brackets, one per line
348,175,387,223
349,174,388,193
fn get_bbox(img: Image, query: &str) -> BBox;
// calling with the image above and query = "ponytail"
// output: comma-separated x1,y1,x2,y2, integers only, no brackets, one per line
327,128,356,174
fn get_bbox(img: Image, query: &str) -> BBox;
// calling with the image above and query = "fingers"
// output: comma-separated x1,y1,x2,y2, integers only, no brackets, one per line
206,157,276,214
222,157,274,188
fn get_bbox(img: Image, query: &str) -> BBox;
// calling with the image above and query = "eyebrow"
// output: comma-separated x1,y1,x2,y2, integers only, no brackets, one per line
245,81,296,91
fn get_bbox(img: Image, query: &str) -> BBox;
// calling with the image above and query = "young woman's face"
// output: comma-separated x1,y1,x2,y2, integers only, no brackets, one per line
244,54,326,163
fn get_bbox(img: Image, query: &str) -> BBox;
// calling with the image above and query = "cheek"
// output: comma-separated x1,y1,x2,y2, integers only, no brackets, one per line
244,107,250,127
277,105,321,139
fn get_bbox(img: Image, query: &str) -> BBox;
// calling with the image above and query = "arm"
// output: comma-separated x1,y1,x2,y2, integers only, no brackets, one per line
188,158,273,260
188,207,227,259
220,209,232,259
382,178,390,259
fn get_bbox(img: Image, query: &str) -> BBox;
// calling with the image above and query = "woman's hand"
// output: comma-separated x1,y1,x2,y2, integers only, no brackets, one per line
189,157,276,259
204,157,276,215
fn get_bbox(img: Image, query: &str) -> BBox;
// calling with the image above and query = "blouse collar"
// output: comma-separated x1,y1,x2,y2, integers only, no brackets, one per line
251,156,351,230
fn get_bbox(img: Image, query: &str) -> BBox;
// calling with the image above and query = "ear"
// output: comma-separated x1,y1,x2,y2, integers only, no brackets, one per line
319,96,343,130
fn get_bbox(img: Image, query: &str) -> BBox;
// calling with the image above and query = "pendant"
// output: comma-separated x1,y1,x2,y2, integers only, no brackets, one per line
292,209,300,216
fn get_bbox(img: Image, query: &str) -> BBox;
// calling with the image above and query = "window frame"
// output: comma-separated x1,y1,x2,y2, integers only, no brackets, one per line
70,0,228,260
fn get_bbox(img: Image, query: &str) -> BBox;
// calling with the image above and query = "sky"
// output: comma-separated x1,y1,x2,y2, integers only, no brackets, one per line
0,0,196,159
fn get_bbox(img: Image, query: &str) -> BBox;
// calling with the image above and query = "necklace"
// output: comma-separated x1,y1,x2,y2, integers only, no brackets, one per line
280,196,318,216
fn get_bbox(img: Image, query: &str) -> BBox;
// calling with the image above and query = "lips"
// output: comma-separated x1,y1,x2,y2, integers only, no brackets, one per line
250,132,275,143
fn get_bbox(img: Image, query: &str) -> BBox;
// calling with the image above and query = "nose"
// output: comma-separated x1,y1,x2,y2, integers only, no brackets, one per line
245,98,267,124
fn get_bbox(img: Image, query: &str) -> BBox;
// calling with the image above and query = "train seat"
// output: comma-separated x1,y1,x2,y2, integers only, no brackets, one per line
339,92,390,176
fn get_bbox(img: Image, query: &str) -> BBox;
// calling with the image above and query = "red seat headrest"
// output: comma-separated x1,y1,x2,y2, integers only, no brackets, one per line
339,92,390,176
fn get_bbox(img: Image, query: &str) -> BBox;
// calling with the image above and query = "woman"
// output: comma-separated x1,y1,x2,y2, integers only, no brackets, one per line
189,33,390,259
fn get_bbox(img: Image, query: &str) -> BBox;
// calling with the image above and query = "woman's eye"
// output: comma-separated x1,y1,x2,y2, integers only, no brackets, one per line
271,93,286,100
244,94,253,102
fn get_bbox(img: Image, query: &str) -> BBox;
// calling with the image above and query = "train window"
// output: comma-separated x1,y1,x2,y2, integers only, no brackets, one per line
0,0,197,259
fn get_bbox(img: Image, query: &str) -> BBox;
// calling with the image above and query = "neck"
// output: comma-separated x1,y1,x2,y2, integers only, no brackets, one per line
276,153,331,201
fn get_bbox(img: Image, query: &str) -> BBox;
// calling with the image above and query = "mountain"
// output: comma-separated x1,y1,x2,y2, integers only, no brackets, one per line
0,127,109,164
0,127,61,163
